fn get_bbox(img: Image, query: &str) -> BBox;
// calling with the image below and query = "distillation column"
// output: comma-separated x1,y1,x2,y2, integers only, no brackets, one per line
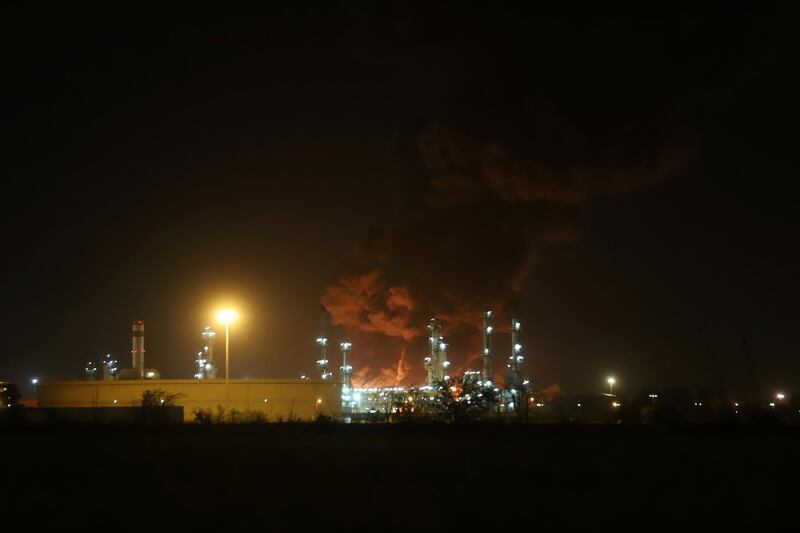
425,316,449,384
482,307,493,385
340,341,353,413
316,308,332,380
507,318,524,390
195,326,217,379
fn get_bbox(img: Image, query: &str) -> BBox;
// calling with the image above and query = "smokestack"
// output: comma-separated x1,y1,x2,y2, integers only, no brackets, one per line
316,308,332,380
507,318,523,389
132,320,145,379
482,307,493,384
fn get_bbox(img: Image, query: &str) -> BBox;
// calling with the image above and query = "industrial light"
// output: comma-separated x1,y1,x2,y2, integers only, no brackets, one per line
216,309,238,323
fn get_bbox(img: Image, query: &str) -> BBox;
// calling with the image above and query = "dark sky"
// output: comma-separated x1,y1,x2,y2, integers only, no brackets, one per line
2,3,798,398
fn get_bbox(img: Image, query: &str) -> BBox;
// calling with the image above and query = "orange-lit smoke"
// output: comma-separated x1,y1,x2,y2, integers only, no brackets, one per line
322,270,419,341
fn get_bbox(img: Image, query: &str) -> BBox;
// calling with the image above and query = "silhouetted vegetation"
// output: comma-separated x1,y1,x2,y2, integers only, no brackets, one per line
141,389,184,407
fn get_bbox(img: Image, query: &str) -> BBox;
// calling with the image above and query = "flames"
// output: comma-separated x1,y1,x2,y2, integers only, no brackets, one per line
322,268,508,386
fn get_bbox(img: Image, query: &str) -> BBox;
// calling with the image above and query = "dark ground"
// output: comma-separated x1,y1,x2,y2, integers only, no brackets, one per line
0,423,796,531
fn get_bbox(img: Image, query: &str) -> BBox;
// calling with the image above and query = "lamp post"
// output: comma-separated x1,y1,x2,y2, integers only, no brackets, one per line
607,377,616,396
217,309,238,415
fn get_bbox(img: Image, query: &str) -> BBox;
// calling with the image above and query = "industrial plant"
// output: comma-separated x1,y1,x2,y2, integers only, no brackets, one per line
31,303,536,423
309,307,532,421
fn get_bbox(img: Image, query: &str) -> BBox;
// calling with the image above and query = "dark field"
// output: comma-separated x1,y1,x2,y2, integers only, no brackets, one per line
1,423,796,531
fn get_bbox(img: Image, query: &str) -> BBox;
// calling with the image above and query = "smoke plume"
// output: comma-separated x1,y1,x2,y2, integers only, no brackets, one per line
323,116,693,386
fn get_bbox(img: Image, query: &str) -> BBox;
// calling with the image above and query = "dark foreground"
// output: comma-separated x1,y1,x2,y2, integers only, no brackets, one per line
1,423,796,531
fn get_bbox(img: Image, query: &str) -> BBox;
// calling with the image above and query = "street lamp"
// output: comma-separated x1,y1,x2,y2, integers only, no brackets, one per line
607,377,616,396
31,378,38,396
217,309,238,414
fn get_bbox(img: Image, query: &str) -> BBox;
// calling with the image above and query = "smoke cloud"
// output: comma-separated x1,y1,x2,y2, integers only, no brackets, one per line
323,116,693,386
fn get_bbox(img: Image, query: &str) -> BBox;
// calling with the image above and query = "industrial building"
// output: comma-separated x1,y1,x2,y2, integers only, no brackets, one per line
326,308,531,417
38,304,529,423
38,318,340,422
37,379,340,422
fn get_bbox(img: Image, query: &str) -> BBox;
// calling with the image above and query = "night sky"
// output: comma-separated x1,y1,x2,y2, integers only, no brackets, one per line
3,3,798,397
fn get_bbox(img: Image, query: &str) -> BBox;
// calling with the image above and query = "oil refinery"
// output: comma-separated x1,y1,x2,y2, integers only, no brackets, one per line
32,304,533,423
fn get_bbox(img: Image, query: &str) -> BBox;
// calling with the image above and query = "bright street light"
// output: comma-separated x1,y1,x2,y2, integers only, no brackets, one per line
776,392,785,401
217,309,238,415
607,377,616,395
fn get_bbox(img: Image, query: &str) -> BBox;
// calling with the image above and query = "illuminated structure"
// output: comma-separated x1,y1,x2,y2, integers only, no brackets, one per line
118,320,160,380
507,318,524,389
340,340,354,414
482,307,493,384
425,316,450,384
132,320,145,378
194,326,217,379
316,308,332,380
101,354,119,380
38,379,340,422
84,360,97,380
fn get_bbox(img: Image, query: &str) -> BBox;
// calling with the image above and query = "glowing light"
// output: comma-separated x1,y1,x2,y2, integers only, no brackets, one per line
769,402,776,407
112,400,118,404
316,398,322,404
31,378,38,385
216,309,238,323
776,393,785,400
486,326,493,333
607,377,615,385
